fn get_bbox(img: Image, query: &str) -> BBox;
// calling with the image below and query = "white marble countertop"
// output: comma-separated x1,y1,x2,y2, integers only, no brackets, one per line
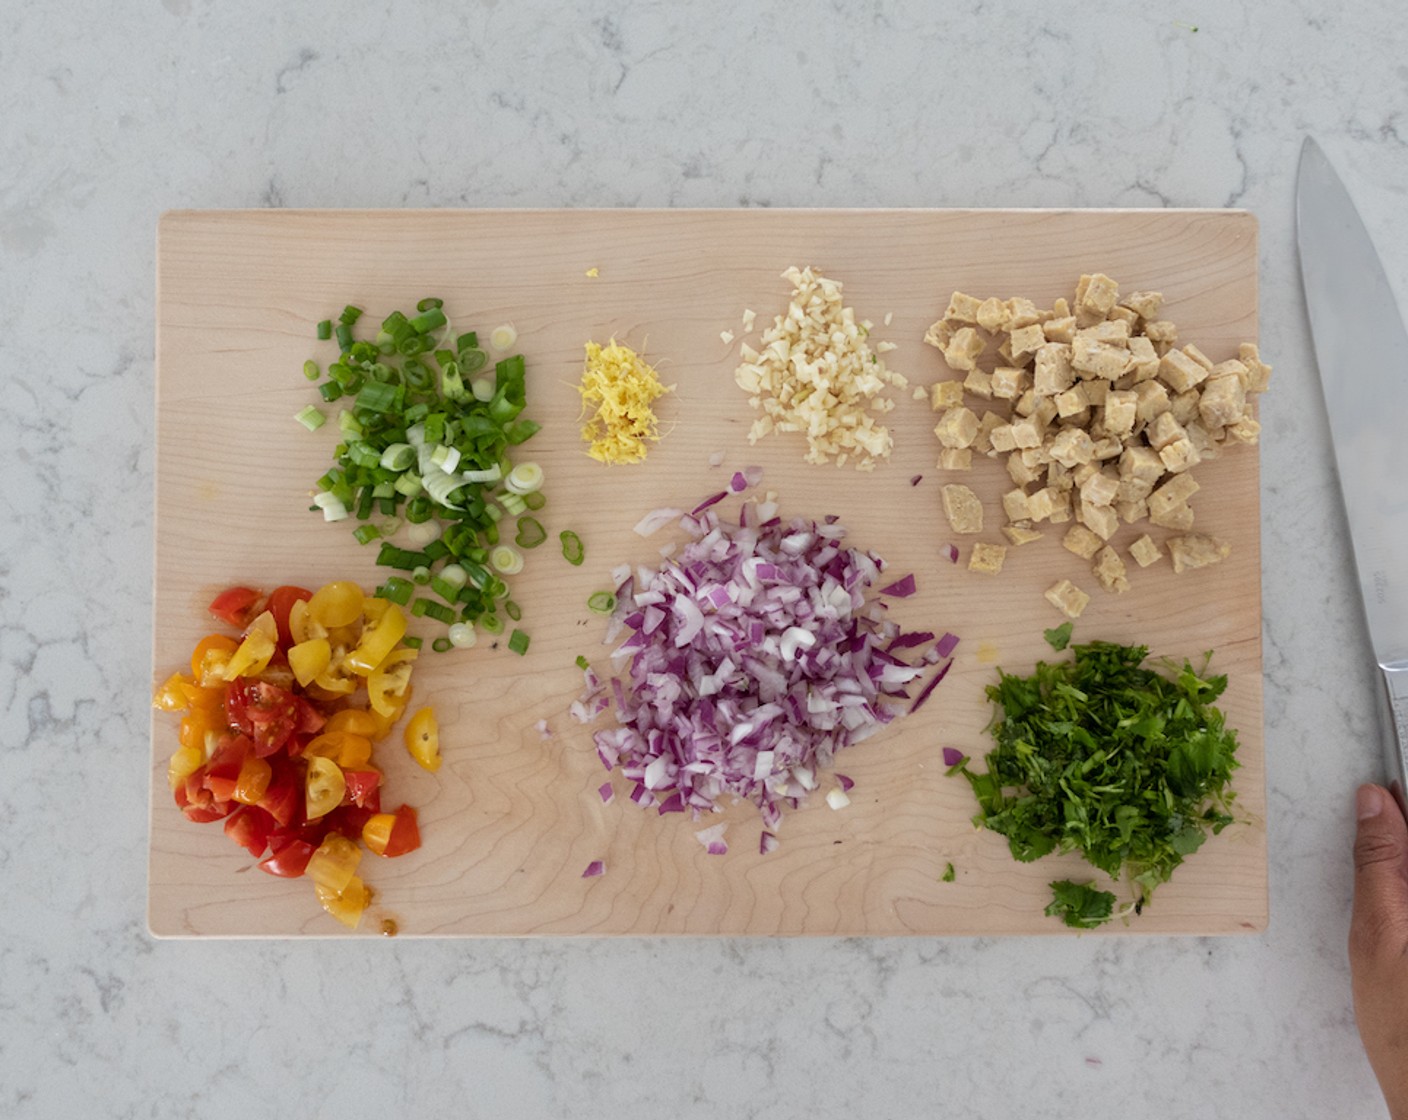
4,2,1406,1116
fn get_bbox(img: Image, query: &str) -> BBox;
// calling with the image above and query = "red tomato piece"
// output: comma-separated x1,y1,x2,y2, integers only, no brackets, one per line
267,585,313,650
225,679,302,757
223,805,275,858
258,836,317,878
343,769,382,810
202,735,252,802
209,586,263,629
384,804,421,858
257,766,303,829
326,803,377,840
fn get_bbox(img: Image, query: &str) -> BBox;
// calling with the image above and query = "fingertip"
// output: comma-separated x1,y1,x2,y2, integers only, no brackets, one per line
1359,784,1385,821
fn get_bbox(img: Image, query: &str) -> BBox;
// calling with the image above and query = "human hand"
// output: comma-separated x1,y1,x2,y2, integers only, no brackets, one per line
1351,783,1408,1120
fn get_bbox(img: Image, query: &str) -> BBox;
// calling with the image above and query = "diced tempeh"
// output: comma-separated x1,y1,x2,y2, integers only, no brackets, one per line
1062,524,1104,560
1002,523,1044,546
938,447,973,470
1198,374,1247,428
968,542,1007,575
991,365,1028,400
945,291,983,323
1127,336,1160,382
1159,437,1200,474
1147,411,1187,451
1159,348,1209,393
1238,343,1273,393
1078,499,1120,541
1043,316,1077,344
943,327,987,372
1071,336,1133,380
1102,389,1138,437
1002,488,1033,522
1122,290,1164,320
931,379,966,410
1055,384,1091,419
1148,474,1200,518
934,406,979,448
1133,379,1171,423
1149,501,1195,531
1044,578,1091,618
1128,534,1163,568
1116,497,1149,524
924,319,954,352
1049,427,1096,467
1005,297,1041,329
941,484,984,534
1092,546,1130,594
976,296,1009,332
1182,343,1215,372
1033,344,1076,395
1078,320,1132,345
1008,323,1046,360
1168,533,1231,574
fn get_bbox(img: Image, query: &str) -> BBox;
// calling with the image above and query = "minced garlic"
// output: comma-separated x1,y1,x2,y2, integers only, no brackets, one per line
734,266,906,471
578,339,674,465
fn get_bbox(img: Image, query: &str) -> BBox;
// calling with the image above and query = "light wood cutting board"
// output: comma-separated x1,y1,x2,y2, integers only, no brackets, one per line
151,208,1265,937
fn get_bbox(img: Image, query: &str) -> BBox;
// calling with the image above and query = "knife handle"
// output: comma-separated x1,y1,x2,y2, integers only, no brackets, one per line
1380,662,1408,810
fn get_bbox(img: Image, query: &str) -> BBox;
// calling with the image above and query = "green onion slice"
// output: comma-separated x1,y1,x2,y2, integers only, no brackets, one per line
560,530,585,566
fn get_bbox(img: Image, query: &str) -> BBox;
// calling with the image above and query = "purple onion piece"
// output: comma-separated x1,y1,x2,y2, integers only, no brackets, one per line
941,747,965,768
582,860,605,878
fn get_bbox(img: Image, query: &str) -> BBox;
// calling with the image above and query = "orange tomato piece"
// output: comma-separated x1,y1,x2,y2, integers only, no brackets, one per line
403,707,441,773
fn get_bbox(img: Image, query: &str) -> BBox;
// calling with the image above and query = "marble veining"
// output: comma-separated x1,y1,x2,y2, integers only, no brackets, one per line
3,1,1407,1116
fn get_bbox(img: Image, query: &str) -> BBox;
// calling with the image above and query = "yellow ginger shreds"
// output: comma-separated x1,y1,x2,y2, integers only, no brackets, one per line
578,339,674,464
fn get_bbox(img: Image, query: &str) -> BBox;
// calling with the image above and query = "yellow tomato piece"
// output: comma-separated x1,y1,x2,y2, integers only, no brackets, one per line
308,581,365,629
362,813,395,857
403,706,441,773
167,745,204,790
306,834,361,895
362,597,392,622
178,707,222,751
190,635,239,680
344,605,408,676
369,685,412,740
245,609,277,641
223,629,276,680
288,598,325,645
287,638,332,688
367,648,417,717
305,756,347,820
315,875,371,930
305,731,373,770
324,709,381,739
233,754,273,805
153,672,193,712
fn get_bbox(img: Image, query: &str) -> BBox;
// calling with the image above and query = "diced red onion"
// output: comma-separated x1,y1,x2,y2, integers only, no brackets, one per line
582,860,605,878
691,490,729,515
591,497,947,831
935,632,959,658
708,450,726,467
826,787,851,810
634,507,684,537
759,830,779,855
743,465,764,487
598,782,615,803
730,471,748,493
879,573,917,598
941,543,959,564
909,474,922,486
836,773,854,792
910,658,954,714
536,719,552,739
942,747,965,767
695,822,728,854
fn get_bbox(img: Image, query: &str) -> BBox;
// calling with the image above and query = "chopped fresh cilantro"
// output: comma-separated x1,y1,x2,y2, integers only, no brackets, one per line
1045,880,1116,929
941,863,956,883
1043,621,1074,651
954,640,1241,922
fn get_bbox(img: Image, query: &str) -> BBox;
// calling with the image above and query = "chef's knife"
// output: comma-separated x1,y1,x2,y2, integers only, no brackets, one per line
1296,136,1408,801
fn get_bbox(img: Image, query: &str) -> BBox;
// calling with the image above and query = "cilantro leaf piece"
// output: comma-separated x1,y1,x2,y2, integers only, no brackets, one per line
1045,880,1116,929
955,640,1241,919
941,862,956,882
1043,621,1074,651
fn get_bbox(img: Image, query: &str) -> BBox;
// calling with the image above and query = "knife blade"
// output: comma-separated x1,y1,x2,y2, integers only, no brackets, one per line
1296,136,1408,799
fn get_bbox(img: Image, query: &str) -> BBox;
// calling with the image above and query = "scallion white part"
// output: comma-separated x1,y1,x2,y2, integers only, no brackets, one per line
295,405,326,431
447,622,477,649
406,520,441,546
489,323,518,352
438,563,468,590
429,444,461,474
380,442,415,471
471,377,495,402
489,545,524,575
462,464,502,484
313,491,349,522
504,462,544,495
423,470,465,508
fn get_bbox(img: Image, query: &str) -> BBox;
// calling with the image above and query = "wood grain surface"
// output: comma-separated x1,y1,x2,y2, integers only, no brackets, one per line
151,208,1264,937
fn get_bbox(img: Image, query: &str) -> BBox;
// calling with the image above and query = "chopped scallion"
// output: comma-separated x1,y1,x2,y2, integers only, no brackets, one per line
295,405,326,431
560,530,585,566
507,629,530,655
316,319,332,340
587,591,617,614
514,516,546,549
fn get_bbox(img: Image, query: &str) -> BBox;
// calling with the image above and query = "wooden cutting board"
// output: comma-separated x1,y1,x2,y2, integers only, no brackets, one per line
151,208,1265,937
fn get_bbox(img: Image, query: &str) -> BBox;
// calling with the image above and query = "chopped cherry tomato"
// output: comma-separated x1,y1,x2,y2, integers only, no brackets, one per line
208,586,263,629
316,875,371,929
259,836,317,878
233,753,273,805
257,765,303,829
306,834,361,894
343,768,382,810
403,707,441,772
225,679,311,757
203,735,253,802
305,756,346,820
363,805,421,858
224,805,275,858
307,581,364,629
266,585,313,649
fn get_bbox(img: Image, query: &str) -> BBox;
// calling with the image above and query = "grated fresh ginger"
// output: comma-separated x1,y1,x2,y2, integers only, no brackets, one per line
578,339,674,464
